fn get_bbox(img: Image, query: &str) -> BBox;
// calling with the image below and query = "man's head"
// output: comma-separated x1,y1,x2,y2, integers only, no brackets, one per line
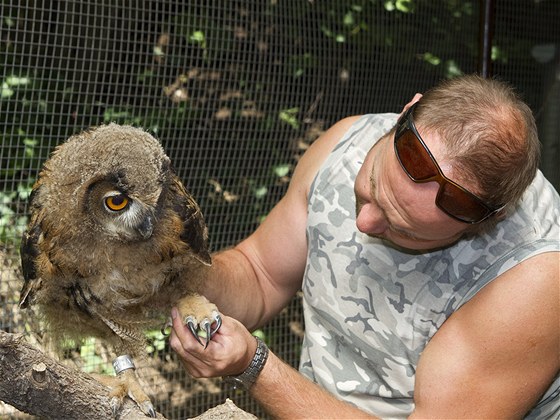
355,74,540,249
414,75,540,223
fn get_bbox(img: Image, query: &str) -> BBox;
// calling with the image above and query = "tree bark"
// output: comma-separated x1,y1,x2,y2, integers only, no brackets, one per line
0,330,160,419
0,331,256,419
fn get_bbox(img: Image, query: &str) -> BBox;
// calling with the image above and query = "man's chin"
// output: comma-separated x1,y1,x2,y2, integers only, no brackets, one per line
365,232,461,254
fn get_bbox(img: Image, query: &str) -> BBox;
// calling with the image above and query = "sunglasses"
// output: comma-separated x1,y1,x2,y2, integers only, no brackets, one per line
394,103,502,224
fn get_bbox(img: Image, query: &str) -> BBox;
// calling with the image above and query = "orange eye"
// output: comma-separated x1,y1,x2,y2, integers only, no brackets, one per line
105,194,129,211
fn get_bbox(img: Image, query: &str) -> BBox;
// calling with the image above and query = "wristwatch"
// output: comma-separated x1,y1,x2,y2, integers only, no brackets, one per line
223,336,269,390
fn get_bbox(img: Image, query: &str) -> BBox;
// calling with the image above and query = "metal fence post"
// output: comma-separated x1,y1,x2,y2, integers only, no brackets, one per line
479,0,496,78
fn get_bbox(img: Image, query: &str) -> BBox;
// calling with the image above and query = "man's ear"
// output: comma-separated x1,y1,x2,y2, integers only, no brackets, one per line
398,93,423,118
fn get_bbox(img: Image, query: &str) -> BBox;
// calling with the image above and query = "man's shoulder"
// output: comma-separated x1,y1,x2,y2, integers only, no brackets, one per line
510,170,559,242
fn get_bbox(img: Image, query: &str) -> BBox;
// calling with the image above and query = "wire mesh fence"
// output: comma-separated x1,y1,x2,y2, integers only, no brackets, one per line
1,0,558,418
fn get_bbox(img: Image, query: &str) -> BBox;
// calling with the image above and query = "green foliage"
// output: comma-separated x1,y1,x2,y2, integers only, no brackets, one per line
1,75,31,99
278,108,300,130
384,0,414,13
145,329,168,355
252,329,266,342
79,338,114,375
188,30,208,59
0,182,33,244
273,164,291,178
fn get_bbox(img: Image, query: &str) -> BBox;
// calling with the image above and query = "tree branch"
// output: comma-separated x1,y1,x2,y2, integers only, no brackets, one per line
0,330,162,419
0,332,256,419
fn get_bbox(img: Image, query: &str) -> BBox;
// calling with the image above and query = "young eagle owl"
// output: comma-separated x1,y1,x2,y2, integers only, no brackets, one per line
19,123,221,417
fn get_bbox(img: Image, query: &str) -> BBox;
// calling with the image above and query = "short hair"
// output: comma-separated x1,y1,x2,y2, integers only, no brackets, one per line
414,74,540,229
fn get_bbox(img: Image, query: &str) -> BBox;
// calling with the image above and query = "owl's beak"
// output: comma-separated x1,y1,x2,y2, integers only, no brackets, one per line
137,216,154,239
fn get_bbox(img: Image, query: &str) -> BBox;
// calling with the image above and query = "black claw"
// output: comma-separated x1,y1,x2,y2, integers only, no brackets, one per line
140,401,157,418
161,319,172,336
203,321,212,349
186,317,203,346
211,314,222,337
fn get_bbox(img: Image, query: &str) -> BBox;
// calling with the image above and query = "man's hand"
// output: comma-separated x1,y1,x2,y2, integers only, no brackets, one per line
170,308,377,419
169,308,257,379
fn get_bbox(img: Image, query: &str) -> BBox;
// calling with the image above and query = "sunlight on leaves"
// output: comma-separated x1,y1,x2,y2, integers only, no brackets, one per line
5,76,30,87
273,164,291,178
422,52,441,66
444,59,463,78
79,338,113,374
279,107,300,129
343,11,355,27
385,0,413,13
491,45,508,64
1,76,31,99
189,30,206,48
254,186,268,199
145,329,167,354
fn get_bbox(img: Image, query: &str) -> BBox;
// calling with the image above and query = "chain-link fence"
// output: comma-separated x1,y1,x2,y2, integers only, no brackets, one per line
1,0,558,418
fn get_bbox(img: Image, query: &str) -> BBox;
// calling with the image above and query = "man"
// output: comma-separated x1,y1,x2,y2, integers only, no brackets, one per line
170,75,559,418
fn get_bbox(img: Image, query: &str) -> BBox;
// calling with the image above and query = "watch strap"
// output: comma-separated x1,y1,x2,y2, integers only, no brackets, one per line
223,336,269,390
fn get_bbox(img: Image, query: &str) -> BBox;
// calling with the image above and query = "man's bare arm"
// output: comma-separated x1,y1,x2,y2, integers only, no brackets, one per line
170,312,378,419
201,116,362,330
252,348,378,419
412,252,560,418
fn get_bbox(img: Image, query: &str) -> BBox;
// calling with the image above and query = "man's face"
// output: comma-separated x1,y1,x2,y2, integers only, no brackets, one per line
354,132,467,251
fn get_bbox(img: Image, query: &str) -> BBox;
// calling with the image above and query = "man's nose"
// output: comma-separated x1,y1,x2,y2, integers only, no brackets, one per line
355,202,388,235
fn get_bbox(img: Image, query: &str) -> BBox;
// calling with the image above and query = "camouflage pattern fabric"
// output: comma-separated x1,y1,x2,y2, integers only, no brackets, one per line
299,113,560,419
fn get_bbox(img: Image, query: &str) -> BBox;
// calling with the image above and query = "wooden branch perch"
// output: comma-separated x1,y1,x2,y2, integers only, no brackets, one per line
0,330,161,419
0,331,256,419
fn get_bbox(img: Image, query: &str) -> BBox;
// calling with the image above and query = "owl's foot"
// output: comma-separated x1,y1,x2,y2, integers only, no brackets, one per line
185,310,222,348
163,294,222,348
93,357,157,418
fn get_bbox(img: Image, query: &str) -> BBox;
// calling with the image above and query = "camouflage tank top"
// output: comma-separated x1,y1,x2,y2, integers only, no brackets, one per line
299,113,560,419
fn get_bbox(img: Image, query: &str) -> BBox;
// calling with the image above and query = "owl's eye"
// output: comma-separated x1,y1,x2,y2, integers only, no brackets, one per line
105,194,129,212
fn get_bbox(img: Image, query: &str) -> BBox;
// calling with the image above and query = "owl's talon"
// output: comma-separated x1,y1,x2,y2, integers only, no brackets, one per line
201,319,212,348
161,318,172,336
211,312,222,337
142,401,157,418
185,316,204,346
109,396,121,417
182,311,222,347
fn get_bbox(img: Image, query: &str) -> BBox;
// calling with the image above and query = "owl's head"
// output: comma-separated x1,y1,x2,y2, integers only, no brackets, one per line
81,171,159,242
37,124,173,243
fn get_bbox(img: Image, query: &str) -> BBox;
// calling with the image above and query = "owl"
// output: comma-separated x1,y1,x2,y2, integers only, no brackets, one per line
19,123,221,417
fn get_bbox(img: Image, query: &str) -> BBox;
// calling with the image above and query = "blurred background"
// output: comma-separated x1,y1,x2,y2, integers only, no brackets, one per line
1,0,558,418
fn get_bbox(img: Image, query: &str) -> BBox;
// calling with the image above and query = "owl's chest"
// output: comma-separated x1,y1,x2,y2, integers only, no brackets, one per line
46,240,175,304
42,229,200,314
90,250,178,306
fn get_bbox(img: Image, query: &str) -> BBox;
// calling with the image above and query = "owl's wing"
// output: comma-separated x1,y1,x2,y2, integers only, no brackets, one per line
171,176,212,266
19,198,45,308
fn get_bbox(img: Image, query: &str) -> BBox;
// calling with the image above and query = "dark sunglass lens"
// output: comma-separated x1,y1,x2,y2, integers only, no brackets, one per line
396,131,438,181
437,183,489,223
